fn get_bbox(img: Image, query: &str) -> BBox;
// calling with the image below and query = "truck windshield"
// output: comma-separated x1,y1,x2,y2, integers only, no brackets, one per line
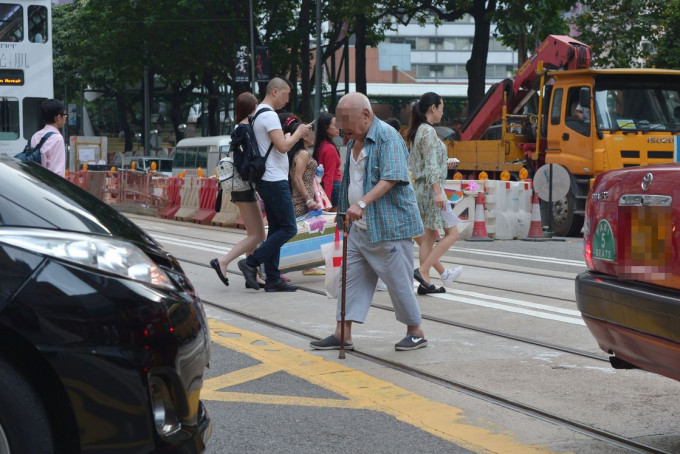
594,75,680,132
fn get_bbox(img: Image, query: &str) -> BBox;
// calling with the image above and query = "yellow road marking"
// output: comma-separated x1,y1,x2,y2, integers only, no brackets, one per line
204,319,559,454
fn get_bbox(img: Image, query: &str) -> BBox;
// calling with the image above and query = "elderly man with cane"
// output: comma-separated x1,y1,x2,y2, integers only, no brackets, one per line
310,92,428,352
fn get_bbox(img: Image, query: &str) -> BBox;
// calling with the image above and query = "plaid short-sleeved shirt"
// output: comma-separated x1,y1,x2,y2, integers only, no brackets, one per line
339,117,424,243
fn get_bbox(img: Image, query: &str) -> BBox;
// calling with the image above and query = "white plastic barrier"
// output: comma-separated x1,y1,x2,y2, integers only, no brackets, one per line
442,180,480,240
484,180,532,239
443,179,533,240
173,178,200,221
211,189,241,227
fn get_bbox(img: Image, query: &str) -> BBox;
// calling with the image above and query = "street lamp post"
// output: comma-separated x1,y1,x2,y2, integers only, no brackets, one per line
150,129,159,155
135,132,142,154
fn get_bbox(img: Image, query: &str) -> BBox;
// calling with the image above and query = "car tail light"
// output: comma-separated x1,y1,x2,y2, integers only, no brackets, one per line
583,202,594,269
584,234,594,270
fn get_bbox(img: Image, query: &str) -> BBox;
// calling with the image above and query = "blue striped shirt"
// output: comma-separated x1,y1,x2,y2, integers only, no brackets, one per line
339,117,424,243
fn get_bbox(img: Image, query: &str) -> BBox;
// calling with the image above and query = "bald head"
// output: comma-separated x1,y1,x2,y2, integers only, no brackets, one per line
337,92,372,112
336,92,374,142
263,77,292,110
266,77,290,95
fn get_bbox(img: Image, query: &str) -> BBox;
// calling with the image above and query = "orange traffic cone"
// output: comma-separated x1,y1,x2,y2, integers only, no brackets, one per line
466,192,493,242
522,192,548,241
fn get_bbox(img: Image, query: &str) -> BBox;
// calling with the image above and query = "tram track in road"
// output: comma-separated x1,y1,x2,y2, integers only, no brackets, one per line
186,265,667,454
179,256,604,362
142,224,579,302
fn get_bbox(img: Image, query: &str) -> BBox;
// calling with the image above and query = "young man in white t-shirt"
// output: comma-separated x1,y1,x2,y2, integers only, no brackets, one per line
238,77,312,292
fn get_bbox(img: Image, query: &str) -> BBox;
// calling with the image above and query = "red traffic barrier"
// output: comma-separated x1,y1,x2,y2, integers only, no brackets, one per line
158,177,183,219
192,178,220,224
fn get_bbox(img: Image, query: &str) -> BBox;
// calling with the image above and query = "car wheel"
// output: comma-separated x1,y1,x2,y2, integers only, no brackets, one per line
0,358,54,454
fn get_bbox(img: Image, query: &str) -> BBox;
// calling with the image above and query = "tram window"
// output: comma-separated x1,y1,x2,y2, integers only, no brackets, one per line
0,4,23,42
23,97,46,140
28,5,47,43
0,98,19,140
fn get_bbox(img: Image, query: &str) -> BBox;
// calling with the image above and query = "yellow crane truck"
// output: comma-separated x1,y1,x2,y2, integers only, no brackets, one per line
448,35,680,236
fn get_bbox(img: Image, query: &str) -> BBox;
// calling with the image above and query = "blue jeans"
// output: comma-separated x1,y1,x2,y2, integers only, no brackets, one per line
331,180,341,208
247,180,297,283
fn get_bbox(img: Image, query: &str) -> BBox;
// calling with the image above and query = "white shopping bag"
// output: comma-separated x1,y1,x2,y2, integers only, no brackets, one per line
321,226,342,299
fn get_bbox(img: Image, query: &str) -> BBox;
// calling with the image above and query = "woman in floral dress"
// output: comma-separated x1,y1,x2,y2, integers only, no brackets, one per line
406,92,462,294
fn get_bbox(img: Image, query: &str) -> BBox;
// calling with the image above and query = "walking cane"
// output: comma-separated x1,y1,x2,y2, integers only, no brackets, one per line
339,213,349,360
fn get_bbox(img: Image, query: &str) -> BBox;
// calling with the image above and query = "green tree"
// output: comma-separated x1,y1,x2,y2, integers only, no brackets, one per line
493,0,576,67
652,1,680,69
573,0,666,68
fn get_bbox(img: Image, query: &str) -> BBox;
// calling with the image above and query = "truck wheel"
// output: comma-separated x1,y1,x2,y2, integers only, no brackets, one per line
0,358,54,454
540,187,584,237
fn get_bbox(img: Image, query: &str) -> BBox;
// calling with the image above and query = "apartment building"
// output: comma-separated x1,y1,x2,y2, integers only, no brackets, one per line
334,14,518,120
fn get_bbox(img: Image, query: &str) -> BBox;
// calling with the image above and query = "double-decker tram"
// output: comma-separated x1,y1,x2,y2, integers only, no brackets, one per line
0,0,52,156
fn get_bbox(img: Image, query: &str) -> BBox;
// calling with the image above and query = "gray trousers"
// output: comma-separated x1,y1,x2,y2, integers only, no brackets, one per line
336,225,422,326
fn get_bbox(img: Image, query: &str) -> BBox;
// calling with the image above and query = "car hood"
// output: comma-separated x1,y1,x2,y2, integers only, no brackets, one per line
0,158,159,249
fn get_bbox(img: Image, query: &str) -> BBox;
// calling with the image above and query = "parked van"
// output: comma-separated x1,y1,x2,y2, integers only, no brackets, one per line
171,135,231,177
123,156,174,176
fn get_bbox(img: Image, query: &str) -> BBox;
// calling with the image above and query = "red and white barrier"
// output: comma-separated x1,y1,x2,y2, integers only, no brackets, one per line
192,177,220,224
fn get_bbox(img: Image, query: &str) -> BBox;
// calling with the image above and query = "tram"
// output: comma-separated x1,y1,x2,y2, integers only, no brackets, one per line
0,0,53,156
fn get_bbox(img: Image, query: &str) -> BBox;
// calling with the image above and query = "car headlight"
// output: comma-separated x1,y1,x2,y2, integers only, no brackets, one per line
0,228,174,290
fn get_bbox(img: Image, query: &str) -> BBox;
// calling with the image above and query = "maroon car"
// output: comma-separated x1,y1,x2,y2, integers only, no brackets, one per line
576,163,680,382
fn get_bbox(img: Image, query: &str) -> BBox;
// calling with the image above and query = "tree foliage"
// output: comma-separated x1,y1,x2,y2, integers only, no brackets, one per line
55,0,634,142
493,0,575,66
572,0,666,68
652,0,680,69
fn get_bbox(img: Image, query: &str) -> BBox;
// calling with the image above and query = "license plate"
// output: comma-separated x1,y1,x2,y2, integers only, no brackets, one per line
620,205,672,281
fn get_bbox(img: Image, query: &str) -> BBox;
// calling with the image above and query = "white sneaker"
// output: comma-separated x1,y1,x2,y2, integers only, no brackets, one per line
376,278,388,291
441,266,463,286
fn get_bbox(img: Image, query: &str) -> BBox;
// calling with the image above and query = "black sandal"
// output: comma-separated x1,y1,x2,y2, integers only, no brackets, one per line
417,283,446,295
413,268,430,287
210,258,229,287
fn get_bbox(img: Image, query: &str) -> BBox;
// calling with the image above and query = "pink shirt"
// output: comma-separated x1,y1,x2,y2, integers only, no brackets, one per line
31,125,65,177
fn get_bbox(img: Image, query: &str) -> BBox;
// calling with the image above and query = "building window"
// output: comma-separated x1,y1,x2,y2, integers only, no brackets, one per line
488,38,509,51
416,65,430,78
415,64,468,79
442,37,473,51
485,64,513,78
388,36,416,50
416,37,429,50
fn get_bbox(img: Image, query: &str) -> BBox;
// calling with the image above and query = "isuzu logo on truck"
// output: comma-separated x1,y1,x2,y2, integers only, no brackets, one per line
647,137,674,143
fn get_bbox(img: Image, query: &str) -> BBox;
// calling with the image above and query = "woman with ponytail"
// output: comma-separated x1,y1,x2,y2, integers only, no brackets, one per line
312,112,341,210
407,92,463,295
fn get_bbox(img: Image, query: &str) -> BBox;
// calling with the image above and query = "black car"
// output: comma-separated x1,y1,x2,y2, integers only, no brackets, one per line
0,156,211,453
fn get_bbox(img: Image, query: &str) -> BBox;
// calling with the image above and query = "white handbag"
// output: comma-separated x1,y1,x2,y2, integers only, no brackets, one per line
216,156,251,193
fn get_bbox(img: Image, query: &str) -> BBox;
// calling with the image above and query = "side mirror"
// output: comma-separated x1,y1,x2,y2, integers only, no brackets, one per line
579,87,591,108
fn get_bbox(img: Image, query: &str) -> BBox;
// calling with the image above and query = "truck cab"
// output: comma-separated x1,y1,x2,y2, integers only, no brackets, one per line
542,69,680,235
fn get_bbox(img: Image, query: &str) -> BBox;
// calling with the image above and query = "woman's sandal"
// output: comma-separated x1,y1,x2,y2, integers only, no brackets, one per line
417,283,446,295
210,258,229,287
413,268,430,287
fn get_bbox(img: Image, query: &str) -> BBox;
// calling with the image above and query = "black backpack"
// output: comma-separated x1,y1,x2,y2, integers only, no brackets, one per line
14,132,56,164
230,107,273,185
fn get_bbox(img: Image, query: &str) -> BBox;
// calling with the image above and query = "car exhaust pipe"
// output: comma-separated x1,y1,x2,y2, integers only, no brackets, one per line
609,356,640,370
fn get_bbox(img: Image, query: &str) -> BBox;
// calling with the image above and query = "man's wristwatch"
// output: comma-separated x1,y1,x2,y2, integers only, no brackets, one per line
357,200,367,210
